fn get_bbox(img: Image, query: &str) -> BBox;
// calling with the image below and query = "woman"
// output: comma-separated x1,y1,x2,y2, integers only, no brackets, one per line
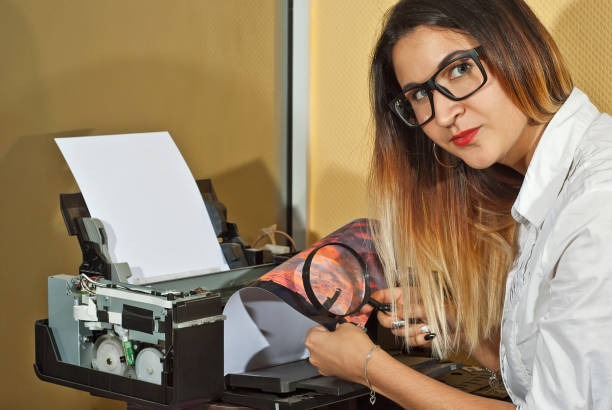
305,0,612,408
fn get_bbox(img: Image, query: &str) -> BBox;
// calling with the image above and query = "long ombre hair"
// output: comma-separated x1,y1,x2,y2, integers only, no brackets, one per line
368,0,573,358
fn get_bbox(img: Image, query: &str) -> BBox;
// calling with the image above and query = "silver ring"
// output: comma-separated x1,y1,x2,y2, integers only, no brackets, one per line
419,325,431,334
391,320,406,329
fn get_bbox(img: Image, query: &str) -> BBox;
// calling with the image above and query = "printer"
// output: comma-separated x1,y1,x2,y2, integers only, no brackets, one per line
33,180,268,406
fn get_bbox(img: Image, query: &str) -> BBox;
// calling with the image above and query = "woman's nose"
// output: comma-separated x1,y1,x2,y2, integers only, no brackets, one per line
432,90,464,127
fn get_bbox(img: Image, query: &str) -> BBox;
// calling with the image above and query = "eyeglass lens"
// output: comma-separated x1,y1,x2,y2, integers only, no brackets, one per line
395,54,485,126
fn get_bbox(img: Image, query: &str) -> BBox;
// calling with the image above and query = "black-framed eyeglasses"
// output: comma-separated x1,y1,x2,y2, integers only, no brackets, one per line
388,46,487,127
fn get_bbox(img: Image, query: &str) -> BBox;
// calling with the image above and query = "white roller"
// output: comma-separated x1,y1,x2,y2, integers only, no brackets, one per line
135,347,164,385
91,334,127,376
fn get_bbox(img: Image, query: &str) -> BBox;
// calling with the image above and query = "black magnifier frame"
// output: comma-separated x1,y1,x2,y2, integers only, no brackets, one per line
302,241,391,319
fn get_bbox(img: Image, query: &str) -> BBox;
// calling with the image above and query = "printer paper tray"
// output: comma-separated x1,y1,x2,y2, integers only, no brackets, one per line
225,360,364,395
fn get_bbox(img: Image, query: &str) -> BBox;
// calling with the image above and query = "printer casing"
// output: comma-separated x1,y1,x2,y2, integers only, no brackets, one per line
35,274,225,407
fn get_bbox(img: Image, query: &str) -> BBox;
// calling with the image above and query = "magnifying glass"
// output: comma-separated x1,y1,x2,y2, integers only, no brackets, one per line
301,242,391,324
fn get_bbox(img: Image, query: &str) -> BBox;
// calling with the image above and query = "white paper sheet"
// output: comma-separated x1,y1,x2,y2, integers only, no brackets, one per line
223,287,318,375
56,132,229,284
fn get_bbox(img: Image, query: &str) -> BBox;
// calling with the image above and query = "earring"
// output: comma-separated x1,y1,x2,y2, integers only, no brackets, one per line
433,143,458,168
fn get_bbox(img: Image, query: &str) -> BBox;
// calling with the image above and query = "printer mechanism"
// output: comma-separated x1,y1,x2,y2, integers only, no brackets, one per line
34,180,281,408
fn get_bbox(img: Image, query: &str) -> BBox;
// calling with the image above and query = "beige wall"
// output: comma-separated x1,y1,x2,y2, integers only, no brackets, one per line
4,0,612,408
308,0,396,244
0,1,281,408
307,0,612,243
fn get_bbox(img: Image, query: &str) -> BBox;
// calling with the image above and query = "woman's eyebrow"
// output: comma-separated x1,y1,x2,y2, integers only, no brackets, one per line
401,48,474,92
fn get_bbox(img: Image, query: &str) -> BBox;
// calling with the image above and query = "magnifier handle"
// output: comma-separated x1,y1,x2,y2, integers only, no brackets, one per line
369,297,392,312
322,317,346,332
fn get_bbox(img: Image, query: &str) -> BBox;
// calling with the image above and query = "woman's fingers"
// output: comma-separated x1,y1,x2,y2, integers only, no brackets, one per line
377,310,390,327
360,303,375,315
369,288,395,303
362,289,393,314
389,323,436,347
390,322,430,337
405,303,426,319
407,332,436,347
362,287,423,316
364,288,434,348
376,302,428,329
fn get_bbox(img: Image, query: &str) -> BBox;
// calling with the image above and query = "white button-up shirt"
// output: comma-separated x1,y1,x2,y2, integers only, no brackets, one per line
500,88,612,409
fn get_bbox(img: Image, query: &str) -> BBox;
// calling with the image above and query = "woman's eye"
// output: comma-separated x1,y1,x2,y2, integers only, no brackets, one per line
409,88,428,102
450,62,471,79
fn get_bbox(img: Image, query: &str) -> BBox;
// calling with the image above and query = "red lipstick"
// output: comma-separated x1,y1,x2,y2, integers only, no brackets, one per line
451,127,480,146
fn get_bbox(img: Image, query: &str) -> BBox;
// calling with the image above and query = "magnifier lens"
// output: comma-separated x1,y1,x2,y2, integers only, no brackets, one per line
307,244,367,316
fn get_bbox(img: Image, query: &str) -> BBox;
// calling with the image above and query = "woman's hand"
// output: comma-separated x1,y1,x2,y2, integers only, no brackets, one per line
362,289,501,369
305,323,375,384
361,287,435,347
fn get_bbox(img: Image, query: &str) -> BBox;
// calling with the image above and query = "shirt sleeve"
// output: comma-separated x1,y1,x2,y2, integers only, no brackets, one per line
522,190,612,409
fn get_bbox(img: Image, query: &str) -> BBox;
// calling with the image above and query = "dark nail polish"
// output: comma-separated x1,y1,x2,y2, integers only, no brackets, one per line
424,333,436,341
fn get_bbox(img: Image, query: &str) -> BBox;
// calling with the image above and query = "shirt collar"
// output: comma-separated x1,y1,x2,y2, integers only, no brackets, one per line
511,88,600,227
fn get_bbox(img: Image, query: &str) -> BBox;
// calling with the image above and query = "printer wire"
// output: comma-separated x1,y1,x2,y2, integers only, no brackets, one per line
78,273,185,299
